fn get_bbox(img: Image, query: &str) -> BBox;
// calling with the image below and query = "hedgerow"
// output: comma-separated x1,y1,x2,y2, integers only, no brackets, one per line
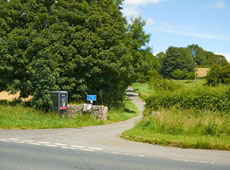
146,86,230,112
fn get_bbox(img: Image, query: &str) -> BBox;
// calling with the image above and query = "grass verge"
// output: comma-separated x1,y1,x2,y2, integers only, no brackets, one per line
121,108,230,150
131,82,154,100
0,97,139,130
106,97,139,123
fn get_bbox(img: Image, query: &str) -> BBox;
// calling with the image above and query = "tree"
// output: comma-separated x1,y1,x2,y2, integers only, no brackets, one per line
187,44,229,66
206,65,230,86
171,69,185,80
0,0,139,109
126,17,153,82
161,46,195,79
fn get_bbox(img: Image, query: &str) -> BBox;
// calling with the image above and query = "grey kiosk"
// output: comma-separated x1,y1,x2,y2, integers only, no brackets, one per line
50,91,68,117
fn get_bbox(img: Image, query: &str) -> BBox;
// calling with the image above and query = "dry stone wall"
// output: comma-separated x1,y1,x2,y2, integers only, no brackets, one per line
67,105,108,121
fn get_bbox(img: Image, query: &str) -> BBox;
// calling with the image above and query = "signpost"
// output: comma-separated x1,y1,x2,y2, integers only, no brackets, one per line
87,95,97,104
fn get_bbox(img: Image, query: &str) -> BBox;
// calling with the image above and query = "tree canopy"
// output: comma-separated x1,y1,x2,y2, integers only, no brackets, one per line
0,0,152,109
161,46,195,79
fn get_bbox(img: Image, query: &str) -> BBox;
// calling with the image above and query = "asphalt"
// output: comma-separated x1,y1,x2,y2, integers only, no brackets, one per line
1,142,230,170
0,87,230,169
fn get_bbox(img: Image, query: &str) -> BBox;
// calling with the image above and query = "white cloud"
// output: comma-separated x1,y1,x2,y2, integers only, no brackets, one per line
216,0,226,8
146,18,155,26
124,0,162,6
151,22,230,40
122,0,164,18
122,6,141,19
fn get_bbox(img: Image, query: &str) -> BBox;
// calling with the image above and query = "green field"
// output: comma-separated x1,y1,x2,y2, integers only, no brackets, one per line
123,80,230,150
0,98,139,130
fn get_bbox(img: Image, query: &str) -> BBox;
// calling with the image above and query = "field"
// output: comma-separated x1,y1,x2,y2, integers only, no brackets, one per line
0,91,20,101
122,79,230,150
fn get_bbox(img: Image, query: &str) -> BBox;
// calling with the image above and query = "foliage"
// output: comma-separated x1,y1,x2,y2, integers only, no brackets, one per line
0,0,152,109
106,97,139,123
121,108,230,150
187,44,229,66
149,78,183,92
206,65,230,86
161,46,195,79
0,105,104,129
126,17,155,82
0,97,139,129
146,85,230,112
171,69,185,80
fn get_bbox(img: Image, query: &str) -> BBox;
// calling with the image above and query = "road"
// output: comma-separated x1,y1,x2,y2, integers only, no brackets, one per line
0,87,230,170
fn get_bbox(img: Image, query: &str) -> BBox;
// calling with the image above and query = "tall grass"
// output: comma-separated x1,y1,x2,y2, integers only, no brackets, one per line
0,105,104,129
127,80,230,150
106,97,139,123
122,108,230,150
0,97,139,129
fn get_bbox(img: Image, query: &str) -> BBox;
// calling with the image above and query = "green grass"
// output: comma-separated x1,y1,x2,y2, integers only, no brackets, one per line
171,79,206,88
127,80,230,150
106,97,139,123
121,108,230,150
0,105,104,129
0,97,139,130
131,82,155,99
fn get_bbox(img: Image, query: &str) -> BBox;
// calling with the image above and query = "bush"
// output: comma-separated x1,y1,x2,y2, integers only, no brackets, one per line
171,69,185,80
206,65,230,86
149,78,183,91
146,86,230,112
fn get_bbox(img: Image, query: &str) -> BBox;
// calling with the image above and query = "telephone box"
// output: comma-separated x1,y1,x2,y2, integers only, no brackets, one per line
50,91,68,116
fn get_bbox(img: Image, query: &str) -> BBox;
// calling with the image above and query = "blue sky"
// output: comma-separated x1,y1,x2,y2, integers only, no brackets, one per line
122,0,230,61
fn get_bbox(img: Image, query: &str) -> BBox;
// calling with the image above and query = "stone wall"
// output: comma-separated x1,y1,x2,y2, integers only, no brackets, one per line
67,104,108,120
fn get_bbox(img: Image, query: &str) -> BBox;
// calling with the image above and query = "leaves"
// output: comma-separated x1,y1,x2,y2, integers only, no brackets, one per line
1,0,152,109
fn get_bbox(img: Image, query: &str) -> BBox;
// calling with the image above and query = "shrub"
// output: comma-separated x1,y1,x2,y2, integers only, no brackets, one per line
146,86,230,112
149,78,183,91
171,69,185,80
206,65,230,86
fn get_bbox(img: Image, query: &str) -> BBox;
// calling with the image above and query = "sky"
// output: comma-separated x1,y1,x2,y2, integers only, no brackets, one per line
122,0,230,61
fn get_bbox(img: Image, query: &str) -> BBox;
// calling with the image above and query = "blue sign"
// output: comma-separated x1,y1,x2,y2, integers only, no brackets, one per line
87,95,97,101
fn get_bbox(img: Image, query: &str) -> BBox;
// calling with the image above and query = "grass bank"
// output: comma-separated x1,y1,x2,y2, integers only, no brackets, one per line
0,98,139,130
131,82,154,99
121,108,230,150
127,80,230,150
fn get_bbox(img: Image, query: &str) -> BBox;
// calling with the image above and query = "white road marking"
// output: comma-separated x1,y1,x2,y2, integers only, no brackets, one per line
171,159,215,164
61,146,70,149
0,139,8,142
70,145,85,148
8,138,20,141
46,144,58,147
53,143,67,146
22,140,35,143
37,141,51,144
111,152,145,157
88,147,104,151
80,149,95,152
29,143,42,146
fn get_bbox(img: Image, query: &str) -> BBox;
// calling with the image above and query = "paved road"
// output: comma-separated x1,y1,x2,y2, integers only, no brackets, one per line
1,142,229,170
0,87,230,170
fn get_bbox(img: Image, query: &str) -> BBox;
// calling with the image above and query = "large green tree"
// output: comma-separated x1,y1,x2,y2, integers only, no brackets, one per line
161,46,195,79
126,17,155,82
0,0,140,109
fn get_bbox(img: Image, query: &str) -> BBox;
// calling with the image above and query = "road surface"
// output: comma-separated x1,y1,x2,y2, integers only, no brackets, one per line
0,87,230,169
